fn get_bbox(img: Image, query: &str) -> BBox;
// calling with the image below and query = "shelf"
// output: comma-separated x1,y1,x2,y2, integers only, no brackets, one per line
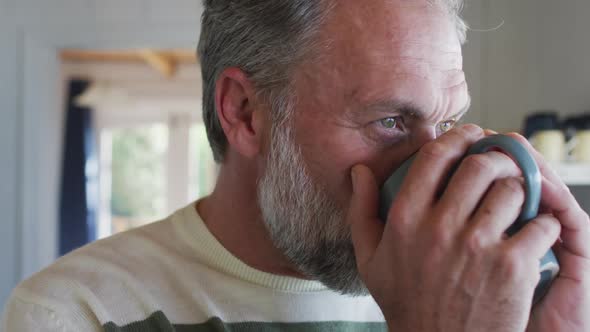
550,162,590,186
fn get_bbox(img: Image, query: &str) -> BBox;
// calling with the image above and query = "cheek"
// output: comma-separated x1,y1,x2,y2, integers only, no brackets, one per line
295,125,366,205
292,104,423,209
297,126,411,209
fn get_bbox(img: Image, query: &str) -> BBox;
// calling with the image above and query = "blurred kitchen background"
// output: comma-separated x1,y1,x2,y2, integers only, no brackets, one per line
1,0,590,308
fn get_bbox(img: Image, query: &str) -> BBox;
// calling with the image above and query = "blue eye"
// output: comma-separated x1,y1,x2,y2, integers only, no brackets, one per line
379,117,398,129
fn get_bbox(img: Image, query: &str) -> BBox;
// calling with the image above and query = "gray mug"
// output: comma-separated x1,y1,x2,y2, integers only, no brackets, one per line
379,134,559,303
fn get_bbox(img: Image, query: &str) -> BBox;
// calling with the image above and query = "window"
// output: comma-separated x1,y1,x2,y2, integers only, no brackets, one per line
63,60,216,240
81,86,218,238
97,114,217,238
100,124,169,235
189,123,217,199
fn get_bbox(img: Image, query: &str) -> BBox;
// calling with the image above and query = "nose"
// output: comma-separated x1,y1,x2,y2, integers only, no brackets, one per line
412,125,438,150
376,125,439,185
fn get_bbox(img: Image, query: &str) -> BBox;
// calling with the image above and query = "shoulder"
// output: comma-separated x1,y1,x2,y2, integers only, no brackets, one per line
2,288,97,331
2,213,197,330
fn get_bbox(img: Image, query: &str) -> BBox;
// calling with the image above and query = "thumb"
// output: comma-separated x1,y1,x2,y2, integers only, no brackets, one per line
349,164,384,271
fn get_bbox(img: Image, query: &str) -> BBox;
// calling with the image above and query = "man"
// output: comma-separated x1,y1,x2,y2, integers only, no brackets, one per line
3,0,589,331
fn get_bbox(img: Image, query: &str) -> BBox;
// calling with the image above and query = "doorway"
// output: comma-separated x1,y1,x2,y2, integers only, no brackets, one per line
60,49,217,241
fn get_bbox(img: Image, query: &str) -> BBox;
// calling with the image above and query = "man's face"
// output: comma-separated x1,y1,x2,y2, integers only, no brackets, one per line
258,0,470,294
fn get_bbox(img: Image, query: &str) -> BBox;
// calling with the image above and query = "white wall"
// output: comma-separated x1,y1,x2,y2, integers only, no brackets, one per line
464,0,590,131
461,0,543,131
535,1,590,115
478,1,543,131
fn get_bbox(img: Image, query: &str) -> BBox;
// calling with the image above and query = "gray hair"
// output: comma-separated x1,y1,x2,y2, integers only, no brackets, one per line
197,0,467,162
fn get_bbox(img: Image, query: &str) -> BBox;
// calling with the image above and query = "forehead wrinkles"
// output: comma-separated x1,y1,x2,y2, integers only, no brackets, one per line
373,11,463,65
308,0,467,115
384,65,466,90
336,0,460,47
380,15,461,51
354,37,464,93
373,43,463,72
322,0,463,74
325,0,457,38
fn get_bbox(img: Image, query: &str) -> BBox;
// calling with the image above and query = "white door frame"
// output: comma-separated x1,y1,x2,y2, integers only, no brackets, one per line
19,22,202,279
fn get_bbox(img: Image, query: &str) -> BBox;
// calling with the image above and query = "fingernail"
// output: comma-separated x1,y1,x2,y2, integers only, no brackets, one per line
460,123,484,136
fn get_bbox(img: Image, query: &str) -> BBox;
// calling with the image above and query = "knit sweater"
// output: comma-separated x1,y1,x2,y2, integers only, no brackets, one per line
2,203,387,331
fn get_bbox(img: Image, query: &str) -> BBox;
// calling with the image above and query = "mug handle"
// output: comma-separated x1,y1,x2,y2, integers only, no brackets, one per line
465,135,559,303
465,135,541,235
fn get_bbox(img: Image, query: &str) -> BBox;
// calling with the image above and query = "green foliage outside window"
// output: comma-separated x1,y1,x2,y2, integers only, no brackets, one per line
110,124,168,220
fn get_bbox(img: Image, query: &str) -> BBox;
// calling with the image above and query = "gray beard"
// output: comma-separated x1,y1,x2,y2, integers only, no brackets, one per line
257,122,368,296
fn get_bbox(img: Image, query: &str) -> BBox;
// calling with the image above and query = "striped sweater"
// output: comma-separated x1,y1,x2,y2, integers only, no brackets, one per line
2,203,387,331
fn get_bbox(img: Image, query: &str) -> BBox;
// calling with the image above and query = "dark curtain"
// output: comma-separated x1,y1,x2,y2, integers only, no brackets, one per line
59,79,98,255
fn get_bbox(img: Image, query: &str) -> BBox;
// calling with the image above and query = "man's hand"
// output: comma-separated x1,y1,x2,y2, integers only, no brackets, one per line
348,125,561,332
506,133,590,332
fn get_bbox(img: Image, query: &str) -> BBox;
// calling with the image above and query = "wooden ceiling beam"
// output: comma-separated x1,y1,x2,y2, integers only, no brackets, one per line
59,49,198,79
138,49,177,78
60,49,197,64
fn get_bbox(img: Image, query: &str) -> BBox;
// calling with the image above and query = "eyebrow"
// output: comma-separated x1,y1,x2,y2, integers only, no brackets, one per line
365,95,472,122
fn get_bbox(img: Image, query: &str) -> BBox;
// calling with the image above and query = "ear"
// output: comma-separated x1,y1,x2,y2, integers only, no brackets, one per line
215,67,264,159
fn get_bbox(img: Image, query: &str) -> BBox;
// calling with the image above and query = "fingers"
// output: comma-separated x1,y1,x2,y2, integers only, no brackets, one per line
505,133,563,188
399,124,485,212
552,241,590,282
541,179,590,258
439,151,523,224
349,165,385,270
506,214,561,261
468,177,526,243
506,133,590,258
